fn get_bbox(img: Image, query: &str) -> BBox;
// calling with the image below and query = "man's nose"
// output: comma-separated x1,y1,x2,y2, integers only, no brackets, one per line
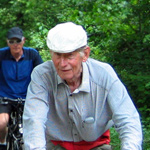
60,58,67,67
12,43,18,46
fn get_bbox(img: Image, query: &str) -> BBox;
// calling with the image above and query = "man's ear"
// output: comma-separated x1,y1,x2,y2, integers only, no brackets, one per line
82,46,90,62
22,37,26,44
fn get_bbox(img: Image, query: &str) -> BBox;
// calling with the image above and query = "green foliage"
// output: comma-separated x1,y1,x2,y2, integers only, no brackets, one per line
39,49,51,62
110,125,150,150
110,127,121,150
142,122,150,149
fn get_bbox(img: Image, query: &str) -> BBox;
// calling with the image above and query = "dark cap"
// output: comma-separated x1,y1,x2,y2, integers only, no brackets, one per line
7,27,23,40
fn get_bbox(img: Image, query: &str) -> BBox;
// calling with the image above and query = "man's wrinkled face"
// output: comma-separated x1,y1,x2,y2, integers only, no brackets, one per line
52,50,84,82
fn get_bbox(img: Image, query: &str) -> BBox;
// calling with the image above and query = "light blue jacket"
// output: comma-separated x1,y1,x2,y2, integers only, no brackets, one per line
23,58,142,150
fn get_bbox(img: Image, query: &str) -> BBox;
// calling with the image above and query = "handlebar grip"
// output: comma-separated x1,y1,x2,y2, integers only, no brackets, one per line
0,97,25,104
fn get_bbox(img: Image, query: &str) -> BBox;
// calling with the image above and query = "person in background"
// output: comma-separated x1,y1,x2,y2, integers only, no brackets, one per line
0,27,43,150
23,22,142,150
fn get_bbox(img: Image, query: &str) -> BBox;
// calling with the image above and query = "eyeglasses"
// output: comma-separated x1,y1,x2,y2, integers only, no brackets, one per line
7,38,23,45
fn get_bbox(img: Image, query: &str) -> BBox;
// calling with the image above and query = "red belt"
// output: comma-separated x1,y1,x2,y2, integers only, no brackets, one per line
51,130,110,150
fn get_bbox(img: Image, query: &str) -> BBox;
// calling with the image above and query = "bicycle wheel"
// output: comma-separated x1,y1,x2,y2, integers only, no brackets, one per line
13,140,19,150
6,132,13,150
8,140,21,150
7,133,23,150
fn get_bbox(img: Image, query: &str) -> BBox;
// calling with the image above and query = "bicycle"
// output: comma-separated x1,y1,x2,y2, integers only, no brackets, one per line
0,97,25,150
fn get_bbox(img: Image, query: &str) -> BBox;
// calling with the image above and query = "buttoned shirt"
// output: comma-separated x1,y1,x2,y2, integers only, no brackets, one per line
23,58,142,150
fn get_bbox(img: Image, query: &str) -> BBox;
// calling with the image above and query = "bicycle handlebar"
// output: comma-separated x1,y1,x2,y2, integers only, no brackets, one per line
0,97,25,104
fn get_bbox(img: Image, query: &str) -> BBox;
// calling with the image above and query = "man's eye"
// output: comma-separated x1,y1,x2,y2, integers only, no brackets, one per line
56,53,61,56
16,39,21,43
9,40,14,44
68,53,74,57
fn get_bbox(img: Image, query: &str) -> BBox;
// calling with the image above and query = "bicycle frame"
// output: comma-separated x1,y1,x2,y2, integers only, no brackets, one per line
0,97,25,150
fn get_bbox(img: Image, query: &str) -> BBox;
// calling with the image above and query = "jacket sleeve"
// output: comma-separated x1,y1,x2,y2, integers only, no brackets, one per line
23,68,49,150
33,50,43,67
107,79,143,150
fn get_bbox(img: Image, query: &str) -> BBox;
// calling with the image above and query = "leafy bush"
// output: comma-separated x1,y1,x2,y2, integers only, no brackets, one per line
110,127,120,150
110,124,150,150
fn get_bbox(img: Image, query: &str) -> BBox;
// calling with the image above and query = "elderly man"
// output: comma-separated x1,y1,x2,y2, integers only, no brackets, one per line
0,27,43,150
23,22,142,150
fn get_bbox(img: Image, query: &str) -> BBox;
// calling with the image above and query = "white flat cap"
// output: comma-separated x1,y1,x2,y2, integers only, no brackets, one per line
46,22,87,53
